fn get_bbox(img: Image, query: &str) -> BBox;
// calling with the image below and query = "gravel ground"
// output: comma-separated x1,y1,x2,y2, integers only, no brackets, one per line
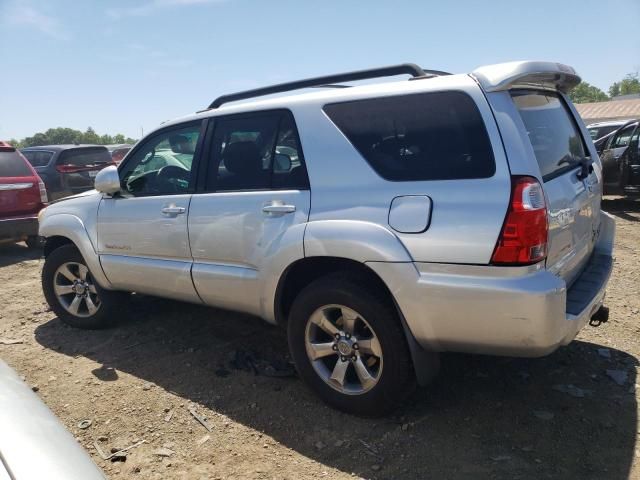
0,196,639,480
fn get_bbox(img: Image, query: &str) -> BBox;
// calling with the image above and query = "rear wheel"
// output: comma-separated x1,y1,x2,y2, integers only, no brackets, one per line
42,244,125,329
288,273,415,416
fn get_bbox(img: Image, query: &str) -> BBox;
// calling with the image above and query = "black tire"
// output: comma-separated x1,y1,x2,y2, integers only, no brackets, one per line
288,273,415,416
42,244,126,329
25,236,43,249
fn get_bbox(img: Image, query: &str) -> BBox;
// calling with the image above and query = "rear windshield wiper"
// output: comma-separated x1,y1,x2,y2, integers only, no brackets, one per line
576,156,593,180
557,155,593,180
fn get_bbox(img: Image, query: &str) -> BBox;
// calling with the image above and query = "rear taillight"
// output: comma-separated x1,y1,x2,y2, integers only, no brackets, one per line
37,179,48,204
56,164,83,173
491,176,548,265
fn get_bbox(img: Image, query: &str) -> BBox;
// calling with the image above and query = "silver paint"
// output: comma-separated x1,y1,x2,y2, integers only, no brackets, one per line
37,61,615,364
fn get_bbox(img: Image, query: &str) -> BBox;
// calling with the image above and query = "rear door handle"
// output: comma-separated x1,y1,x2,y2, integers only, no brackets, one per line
161,205,186,215
262,203,296,215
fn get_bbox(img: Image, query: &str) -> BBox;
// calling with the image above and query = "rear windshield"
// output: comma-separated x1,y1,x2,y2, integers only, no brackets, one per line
588,125,619,140
0,151,33,177
511,91,588,182
58,147,111,167
323,91,495,181
22,150,54,167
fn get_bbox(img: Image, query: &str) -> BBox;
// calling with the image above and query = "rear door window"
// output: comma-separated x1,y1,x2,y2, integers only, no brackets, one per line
57,148,111,168
0,151,33,177
511,91,588,182
22,150,54,167
205,110,309,191
323,91,495,181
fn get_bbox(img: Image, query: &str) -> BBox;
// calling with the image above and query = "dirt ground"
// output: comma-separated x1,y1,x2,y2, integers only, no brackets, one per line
1,196,639,480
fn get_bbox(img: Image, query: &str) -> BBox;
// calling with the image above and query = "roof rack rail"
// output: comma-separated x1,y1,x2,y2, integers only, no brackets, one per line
207,63,450,109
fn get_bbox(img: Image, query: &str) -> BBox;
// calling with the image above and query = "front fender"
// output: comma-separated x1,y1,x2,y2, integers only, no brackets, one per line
304,220,413,262
39,214,112,289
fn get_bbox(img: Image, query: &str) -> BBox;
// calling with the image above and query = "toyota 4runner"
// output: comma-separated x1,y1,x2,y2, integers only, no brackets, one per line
38,61,615,415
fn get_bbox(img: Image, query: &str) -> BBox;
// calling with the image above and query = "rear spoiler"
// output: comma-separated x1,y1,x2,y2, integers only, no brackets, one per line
471,61,581,94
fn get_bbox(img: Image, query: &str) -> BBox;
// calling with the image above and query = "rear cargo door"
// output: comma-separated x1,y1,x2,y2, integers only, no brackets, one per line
511,90,600,286
56,147,112,195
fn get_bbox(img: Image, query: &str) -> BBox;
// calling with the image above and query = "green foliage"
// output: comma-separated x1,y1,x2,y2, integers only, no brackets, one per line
609,72,640,97
569,82,609,104
13,127,137,148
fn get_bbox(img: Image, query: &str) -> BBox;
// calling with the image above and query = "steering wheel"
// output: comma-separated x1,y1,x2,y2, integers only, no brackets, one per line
156,165,190,193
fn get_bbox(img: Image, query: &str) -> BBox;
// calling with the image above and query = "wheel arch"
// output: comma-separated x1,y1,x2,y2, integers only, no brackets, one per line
276,255,440,386
39,214,112,289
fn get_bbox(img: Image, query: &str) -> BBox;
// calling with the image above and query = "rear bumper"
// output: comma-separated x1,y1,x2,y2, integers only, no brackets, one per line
0,215,39,243
368,211,615,357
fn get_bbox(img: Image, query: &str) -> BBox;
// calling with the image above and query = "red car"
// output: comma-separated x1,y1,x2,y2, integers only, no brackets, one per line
0,141,48,248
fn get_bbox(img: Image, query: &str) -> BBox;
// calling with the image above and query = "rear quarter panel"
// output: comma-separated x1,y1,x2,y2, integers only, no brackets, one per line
295,75,511,264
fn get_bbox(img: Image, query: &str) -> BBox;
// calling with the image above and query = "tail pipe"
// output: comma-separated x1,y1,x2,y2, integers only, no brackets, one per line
589,305,609,327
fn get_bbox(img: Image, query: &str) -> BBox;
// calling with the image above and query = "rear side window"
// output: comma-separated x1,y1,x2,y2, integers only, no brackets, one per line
511,91,588,182
57,148,111,167
0,151,33,177
22,150,54,167
323,91,495,181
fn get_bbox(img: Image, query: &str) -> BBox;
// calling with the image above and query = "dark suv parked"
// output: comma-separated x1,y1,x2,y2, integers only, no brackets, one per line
20,145,113,201
599,120,640,195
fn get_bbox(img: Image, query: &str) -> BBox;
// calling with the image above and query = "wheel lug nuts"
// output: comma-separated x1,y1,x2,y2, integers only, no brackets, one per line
353,343,359,350
351,355,356,361
340,356,346,362
335,333,341,340
332,345,338,351
345,333,351,339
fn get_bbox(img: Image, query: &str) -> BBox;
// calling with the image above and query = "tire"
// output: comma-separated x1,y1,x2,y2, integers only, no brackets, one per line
42,244,125,329
288,273,415,416
25,236,43,249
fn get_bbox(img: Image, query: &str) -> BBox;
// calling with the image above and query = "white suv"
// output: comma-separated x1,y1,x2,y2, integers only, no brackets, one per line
38,61,615,415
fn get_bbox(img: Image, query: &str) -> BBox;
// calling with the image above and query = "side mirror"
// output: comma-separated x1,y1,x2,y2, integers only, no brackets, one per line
274,153,292,173
94,165,121,195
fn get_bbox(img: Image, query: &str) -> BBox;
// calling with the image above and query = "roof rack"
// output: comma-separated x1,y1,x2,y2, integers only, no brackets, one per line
207,63,451,109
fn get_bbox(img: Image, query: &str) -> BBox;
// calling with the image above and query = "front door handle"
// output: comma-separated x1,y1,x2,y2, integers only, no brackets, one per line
262,203,296,215
161,205,186,215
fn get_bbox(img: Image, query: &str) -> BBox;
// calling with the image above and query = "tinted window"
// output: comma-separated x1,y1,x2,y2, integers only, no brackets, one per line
206,111,308,191
120,123,201,196
323,91,495,181
58,148,111,167
512,91,587,181
22,150,54,167
0,151,33,177
611,124,637,148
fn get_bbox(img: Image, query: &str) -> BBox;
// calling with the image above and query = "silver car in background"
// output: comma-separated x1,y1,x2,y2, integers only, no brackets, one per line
37,61,614,416
0,360,104,479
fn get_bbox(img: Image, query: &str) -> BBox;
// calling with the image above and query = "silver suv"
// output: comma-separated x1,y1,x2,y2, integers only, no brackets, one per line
38,61,615,415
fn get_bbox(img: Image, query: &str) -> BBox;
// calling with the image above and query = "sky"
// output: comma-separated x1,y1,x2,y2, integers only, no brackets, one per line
1,0,639,141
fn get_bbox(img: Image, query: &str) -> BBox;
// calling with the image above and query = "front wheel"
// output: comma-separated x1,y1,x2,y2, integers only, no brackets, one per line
288,274,415,416
42,244,125,329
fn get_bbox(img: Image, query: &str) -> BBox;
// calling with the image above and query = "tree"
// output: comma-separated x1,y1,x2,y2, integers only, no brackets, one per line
609,73,640,97
569,82,609,103
81,127,100,145
16,127,137,148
